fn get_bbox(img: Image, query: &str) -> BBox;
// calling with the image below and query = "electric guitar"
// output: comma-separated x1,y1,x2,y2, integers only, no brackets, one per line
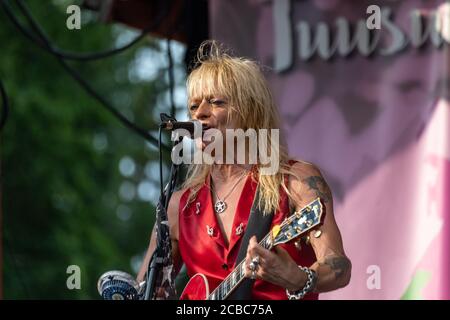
180,197,324,300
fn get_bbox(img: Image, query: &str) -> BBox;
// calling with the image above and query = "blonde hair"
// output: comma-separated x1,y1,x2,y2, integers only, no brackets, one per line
183,40,298,214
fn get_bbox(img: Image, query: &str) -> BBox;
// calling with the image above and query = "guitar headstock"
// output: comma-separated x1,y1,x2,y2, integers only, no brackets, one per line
271,198,324,246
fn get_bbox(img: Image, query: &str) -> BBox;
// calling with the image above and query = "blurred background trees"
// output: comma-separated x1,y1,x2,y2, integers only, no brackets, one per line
1,0,188,299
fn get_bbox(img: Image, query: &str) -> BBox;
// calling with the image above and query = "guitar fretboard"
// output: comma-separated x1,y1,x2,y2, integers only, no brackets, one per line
207,233,273,300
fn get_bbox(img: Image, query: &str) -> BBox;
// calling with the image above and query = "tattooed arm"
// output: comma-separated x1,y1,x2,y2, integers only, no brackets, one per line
243,161,351,293
288,162,351,292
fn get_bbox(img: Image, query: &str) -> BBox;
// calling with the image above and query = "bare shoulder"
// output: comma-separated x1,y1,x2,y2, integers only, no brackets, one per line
289,160,322,178
166,188,189,240
287,160,333,206
167,188,187,210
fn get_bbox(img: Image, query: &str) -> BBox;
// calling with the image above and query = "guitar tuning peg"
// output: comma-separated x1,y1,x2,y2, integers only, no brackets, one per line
294,240,302,251
304,235,311,246
314,230,322,238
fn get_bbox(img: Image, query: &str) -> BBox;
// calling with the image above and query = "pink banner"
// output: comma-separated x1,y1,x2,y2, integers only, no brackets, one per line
210,0,450,299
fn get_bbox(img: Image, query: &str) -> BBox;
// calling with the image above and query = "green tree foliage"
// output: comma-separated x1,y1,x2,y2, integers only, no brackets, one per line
0,0,184,299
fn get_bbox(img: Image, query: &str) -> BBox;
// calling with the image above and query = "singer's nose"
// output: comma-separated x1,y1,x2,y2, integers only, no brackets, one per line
194,99,211,121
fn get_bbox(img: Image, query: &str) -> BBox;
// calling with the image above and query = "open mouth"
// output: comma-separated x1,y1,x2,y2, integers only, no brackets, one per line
201,125,216,142
202,125,213,132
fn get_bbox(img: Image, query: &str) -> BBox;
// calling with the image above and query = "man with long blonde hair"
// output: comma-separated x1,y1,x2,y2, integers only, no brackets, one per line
137,41,351,300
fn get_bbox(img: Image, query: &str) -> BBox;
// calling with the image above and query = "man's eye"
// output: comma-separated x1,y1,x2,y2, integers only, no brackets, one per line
189,105,198,111
211,99,225,105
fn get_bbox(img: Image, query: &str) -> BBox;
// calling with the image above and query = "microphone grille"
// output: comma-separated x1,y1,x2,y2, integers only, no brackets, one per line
97,270,141,300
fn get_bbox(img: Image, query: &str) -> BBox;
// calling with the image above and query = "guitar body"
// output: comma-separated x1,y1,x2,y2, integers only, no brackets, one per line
180,273,209,300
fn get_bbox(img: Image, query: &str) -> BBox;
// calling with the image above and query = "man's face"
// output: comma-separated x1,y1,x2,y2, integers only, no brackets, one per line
189,95,238,150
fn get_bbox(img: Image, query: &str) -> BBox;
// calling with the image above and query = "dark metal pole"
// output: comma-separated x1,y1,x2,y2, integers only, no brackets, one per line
143,123,182,300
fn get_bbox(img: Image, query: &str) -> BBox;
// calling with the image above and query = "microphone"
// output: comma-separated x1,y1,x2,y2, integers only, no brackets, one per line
97,270,145,300
160,119,205,135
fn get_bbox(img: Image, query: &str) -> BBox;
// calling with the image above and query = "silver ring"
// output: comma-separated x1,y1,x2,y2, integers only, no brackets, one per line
248,255,260,272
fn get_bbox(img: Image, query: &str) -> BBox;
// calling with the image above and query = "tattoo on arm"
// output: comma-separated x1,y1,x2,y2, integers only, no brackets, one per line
319,255,351,280
303,176,332,203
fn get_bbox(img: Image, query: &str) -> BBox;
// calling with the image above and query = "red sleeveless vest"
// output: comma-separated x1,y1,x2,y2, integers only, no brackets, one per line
178,167,319,300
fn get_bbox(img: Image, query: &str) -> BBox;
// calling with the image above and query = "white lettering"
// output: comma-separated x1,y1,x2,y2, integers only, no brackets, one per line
66,5,81,30
367,5,381,30
366,265,381,290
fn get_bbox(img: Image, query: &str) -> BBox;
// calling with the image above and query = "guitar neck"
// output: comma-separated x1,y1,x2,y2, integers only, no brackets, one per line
207,233,273,300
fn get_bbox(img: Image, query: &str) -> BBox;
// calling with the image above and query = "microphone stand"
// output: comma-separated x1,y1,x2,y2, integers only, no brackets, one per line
143,113,182,300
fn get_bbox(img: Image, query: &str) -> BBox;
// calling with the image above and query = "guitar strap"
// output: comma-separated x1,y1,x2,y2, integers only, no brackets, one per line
227,184,274,300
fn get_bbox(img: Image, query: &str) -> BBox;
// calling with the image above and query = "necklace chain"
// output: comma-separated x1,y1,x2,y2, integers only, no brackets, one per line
210,171,249,214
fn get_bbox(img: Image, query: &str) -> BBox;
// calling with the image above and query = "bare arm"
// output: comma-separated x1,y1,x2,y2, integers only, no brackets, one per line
244,162,351,293
136,189,184,283
289,162,351,292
